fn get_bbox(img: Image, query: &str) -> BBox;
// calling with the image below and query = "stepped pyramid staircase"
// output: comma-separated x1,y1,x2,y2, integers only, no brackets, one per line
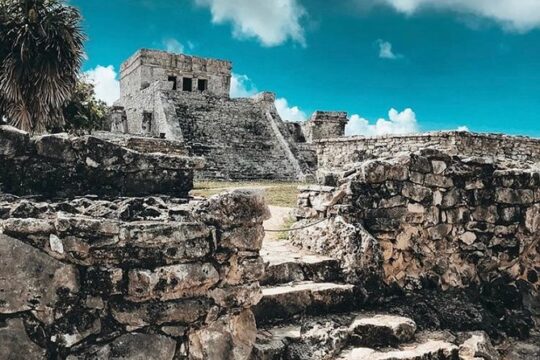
250,210,499,360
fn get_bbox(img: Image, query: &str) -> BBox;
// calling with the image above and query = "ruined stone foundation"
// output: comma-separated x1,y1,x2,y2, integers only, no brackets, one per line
275,148,540,359
0,126,270,359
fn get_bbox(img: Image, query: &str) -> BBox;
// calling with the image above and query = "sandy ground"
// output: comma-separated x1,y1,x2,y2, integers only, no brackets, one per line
263,205,294,241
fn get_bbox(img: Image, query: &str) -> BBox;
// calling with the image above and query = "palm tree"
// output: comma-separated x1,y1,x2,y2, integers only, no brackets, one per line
0,0,85,133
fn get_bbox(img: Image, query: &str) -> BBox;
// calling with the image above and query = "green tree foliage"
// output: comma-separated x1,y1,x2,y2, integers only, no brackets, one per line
59,77,109,134
0,0,85,133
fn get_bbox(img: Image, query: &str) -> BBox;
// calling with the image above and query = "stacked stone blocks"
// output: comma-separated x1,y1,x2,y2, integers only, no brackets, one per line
293,149,539,316
0,127,270,359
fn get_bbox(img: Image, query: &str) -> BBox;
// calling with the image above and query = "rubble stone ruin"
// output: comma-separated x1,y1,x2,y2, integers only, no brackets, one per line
1,122,539,359
110,49,349,181
0,125,269,359
0,50,539,359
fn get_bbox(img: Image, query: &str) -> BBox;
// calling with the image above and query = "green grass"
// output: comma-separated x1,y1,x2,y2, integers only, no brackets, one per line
277,215,297,240
191,180,309,207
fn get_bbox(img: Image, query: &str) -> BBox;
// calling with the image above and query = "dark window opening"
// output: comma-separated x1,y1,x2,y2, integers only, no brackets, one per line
168,76,177,90
142,111,153,133
183,77,193,92
198,79,208,92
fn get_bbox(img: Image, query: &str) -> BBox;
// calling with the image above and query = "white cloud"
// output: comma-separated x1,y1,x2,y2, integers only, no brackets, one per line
163,38,185,54
345,108,419,136
377,40,401,59
457,125,470,131
194,0,306,46
230,73,258,98
376,0,540,32
275,97,307,122
84,65,120,106
229,73,306,122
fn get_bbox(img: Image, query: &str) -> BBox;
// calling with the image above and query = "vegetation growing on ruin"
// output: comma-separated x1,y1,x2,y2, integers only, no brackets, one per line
60,78,109,133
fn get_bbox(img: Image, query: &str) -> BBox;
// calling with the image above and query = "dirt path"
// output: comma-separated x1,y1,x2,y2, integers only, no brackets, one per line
263,205,294,241
196,183,295,241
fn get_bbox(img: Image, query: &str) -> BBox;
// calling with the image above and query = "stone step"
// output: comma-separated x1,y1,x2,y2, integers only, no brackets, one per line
254,281,356,325
339,339,459,360
349,314,417,348
251,313,498,360
251,313,420,360
250,324,302,360
260,239,342,286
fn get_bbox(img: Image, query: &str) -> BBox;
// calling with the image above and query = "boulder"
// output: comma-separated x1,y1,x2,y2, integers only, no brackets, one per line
0,318,46,359
0,234,79,317
68,333,177,360
188,310,257,360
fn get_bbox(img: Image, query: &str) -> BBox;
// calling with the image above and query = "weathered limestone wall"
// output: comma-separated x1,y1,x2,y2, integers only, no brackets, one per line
157,91,311,180
317,131,540,171
292,150,539,319
120,49,232,99
94,131,190,156
0,190,269,359
0,126,202,198
303,111,349,143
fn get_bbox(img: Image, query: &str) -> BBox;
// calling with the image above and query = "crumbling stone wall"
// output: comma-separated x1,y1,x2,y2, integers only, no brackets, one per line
302,111,348,143
317,131,540,172
94,131,190,156
0,126,202,197
292,150,540,322
0,125,271,359
0,190,269,359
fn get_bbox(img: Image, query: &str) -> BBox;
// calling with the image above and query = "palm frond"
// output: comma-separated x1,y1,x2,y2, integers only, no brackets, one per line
0,0,85,133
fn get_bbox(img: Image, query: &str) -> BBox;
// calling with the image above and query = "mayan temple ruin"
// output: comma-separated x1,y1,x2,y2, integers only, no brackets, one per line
0,48,539,360
108,49,349,181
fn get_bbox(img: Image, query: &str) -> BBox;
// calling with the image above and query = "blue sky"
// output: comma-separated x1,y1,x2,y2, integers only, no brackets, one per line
73,0,540,137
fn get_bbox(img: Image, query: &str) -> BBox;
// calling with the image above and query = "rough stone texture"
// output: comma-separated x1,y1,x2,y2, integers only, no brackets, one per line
254,281,356,325
189,309,257,360
346,339,459,360
294,150,539,305
260,238,342,286
121,49,232,100
291,149,539,347
290,212,381,283
316,131,540,173
0,234,79,317
0,189,269,359
349,314,417,347
302,111,349,143
498,331,540,360
252,313,497,360
458,331,500,360
68,333,177,360
0,318,47,360
0,125,203,197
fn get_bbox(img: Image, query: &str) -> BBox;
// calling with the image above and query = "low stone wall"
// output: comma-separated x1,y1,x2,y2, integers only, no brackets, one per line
0,126,203,197
93,131,191,156
316,131,540,172
292,150,539,325
0,190,269,359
